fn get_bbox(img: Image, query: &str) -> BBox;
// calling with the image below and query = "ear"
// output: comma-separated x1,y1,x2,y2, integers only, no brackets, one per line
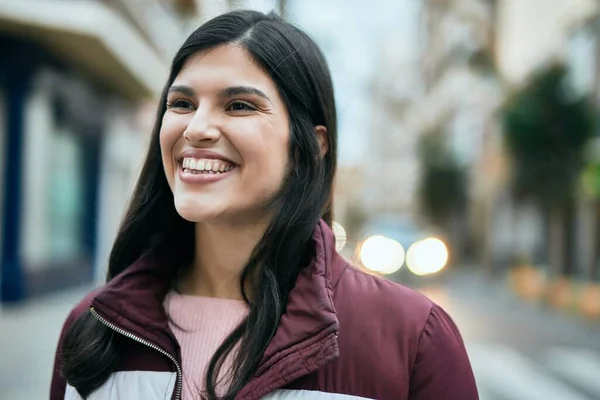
315,125,329,157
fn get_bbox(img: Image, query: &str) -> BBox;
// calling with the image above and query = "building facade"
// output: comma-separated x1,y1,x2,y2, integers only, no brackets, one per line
484,0,599,272
418,0,599,271
366,0,599,269
0,0,208,303
364,2,426,215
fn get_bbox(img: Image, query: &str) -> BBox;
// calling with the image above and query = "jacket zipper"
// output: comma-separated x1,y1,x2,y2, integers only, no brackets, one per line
90,307,183,400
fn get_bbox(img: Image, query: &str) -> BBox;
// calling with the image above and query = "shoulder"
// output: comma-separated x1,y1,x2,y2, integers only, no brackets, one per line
331,263,478,399
55,287,104,352
50,287,103,399
54,287,104,351
333,263,436,334
62,287,103,328
331,262,472,361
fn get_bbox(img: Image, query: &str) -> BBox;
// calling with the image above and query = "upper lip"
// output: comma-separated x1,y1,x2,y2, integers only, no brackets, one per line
178,149,237,165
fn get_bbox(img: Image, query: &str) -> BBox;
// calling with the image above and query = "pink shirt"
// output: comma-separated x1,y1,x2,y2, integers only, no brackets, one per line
164,291,249,400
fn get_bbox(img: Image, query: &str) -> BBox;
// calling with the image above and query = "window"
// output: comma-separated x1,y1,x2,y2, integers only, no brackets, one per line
20,73,87,269
47,127,85,261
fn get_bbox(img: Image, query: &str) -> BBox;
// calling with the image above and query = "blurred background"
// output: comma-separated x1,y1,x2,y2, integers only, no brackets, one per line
1,0,600,399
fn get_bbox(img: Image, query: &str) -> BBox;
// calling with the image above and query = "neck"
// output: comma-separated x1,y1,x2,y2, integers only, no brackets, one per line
178,219,270,300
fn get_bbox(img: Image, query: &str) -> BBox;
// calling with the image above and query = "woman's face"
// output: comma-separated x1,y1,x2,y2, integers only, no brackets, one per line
160,44,290,223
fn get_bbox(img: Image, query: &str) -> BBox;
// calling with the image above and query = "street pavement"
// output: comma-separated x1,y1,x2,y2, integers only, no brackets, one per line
1,270,600,400
0,285,94,400
424,270,600,400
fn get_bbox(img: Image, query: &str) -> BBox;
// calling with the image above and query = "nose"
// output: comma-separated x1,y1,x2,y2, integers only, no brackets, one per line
183,107,221,144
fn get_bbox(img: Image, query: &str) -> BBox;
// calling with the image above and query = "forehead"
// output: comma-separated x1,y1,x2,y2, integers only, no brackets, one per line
174,44,276,92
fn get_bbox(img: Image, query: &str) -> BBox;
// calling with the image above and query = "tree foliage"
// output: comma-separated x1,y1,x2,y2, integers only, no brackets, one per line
502,63,596,207
418,131,467,226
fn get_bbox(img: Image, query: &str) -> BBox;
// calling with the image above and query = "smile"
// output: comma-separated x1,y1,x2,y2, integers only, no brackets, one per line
182,157,236,174
178,157,237,183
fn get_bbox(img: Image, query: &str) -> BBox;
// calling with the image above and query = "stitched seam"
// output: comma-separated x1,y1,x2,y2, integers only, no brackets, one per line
255,323,337,375
331,262,352,291
252,345,338,400
408,304,434,377
246,334,338,399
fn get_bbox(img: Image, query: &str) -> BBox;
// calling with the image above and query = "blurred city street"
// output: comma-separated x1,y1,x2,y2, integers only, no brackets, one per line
2,269,600,400
0,285,93,400
1,0,600,399
426,271,600,400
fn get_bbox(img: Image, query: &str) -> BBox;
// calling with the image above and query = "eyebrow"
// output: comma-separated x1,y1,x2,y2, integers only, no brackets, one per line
219,86,271,103
168,85,196,97
167,84,271,103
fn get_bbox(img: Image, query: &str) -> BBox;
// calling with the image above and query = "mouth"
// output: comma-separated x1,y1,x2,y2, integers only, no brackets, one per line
180,157,237,174
178,157,238,182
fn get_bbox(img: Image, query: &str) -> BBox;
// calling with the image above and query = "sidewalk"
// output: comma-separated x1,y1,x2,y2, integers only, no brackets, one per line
0,285,94,400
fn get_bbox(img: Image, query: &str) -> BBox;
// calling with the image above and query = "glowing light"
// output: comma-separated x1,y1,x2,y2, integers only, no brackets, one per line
332,221,347,252
359,235,405,275
406,238,448,276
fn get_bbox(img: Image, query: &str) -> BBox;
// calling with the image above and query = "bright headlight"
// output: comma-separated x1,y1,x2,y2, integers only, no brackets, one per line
406,238,448,276
358,235,405,275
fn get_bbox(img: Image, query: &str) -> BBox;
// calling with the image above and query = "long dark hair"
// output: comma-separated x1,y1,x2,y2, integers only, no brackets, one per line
60,9,337,399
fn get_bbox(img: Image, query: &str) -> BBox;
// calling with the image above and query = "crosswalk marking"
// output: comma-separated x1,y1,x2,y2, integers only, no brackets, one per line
467,344,590,400
545,347,600,398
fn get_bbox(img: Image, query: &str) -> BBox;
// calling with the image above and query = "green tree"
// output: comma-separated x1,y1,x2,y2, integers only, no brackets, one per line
580,138,600,281
417,130,467,235
501,63,596,276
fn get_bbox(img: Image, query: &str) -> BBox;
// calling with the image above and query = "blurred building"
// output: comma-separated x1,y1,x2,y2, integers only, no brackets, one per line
415,0,599,270
480,0,599,272
364,2,425,215
417,0,502,260
366,0,501,262
367,0,599,269
333,165,366,246
0,0,212,303
564,8,600,280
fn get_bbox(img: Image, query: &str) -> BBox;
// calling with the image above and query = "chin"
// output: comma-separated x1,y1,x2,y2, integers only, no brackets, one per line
173,195,225,223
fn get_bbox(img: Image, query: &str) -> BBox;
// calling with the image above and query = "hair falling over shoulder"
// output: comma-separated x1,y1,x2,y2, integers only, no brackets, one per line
60,9,337,399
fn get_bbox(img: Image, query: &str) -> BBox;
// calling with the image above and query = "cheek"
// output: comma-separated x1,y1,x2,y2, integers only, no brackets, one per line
233,132,288,197
159,115,185,180
258,135,289,191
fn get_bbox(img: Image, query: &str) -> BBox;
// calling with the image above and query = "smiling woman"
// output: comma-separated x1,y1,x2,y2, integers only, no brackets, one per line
160,44,292,225
50,9,478,400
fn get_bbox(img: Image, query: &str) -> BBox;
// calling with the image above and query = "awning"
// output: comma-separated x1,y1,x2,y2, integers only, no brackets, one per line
0,0,169,100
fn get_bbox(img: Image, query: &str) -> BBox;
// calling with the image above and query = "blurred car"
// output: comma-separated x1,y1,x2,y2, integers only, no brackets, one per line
355,214,449,282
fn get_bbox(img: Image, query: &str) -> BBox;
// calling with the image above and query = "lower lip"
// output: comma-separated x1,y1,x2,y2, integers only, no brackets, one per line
178,165,236,184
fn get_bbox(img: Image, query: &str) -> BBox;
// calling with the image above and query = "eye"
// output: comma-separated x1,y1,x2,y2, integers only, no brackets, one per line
167,99,195,110
226,101,256,112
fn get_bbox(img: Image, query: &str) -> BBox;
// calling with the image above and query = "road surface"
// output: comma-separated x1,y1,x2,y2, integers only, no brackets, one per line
423,270,600,400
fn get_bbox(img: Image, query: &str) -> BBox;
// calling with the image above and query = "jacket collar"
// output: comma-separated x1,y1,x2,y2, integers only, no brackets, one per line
239,220,341,398
91,220,342,386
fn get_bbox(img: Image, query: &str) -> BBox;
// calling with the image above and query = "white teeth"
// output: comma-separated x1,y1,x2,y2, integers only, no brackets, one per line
181,157,235,173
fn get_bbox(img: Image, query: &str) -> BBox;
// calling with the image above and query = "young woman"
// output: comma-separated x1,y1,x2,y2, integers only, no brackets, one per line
51,10,479,400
